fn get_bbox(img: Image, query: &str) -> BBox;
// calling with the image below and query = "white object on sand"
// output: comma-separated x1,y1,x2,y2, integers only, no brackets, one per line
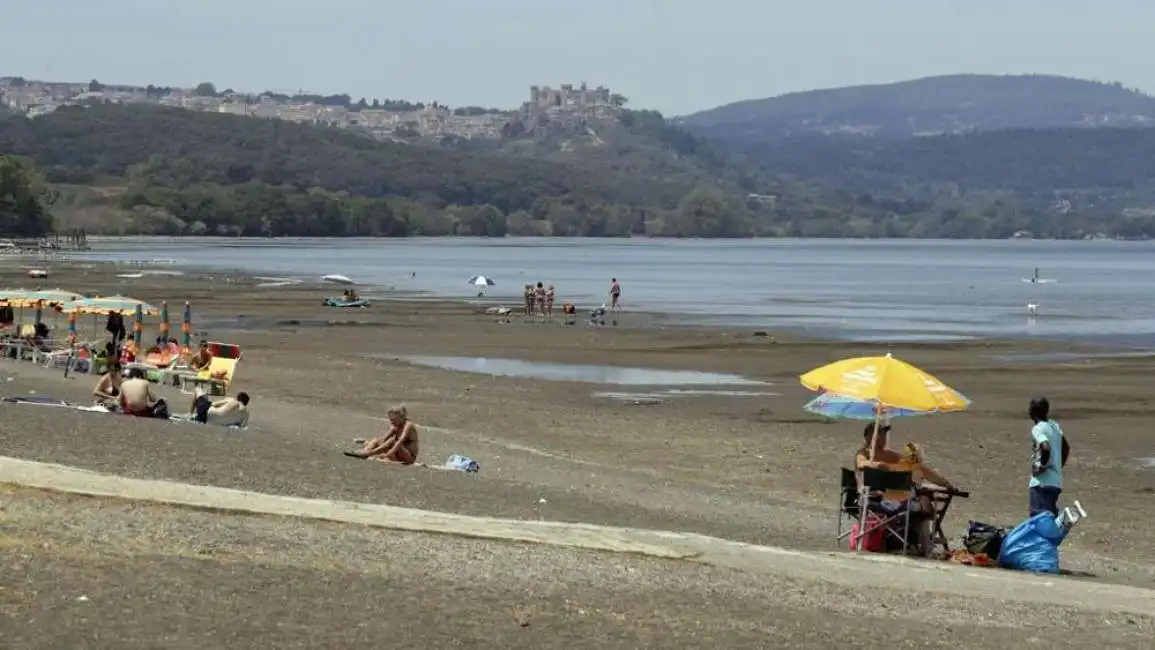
116,273,144,279
322,274,355,285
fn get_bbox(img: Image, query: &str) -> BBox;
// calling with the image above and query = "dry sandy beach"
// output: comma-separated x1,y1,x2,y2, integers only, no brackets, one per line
2,258,1155,647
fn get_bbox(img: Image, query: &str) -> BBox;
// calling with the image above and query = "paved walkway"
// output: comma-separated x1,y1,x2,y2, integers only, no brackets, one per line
3,455,1153,617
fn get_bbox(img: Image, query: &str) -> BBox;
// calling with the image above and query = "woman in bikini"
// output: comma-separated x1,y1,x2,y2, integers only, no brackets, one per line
347,405,420,464
609,278,622,311
523,285,535,320
534,282,547,322
545,285,556,321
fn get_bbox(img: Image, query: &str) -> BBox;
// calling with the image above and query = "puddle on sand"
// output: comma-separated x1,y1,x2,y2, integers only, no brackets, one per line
593,389,779,403
378,355,766,386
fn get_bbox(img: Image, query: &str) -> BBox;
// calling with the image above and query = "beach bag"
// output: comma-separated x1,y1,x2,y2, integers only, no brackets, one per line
445,454,480,473
998,512,1068,574
963,521,1007,560
849,514,886,552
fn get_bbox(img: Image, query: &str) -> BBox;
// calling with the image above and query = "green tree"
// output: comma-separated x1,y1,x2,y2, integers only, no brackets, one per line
0,155,56,236
88,79,104,92
194,82,217,97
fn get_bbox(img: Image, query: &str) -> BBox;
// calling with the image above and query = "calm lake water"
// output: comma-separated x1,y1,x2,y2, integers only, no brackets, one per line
76,237,1155,345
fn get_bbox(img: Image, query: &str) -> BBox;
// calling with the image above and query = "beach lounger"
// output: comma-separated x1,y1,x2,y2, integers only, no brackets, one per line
180,343,242,396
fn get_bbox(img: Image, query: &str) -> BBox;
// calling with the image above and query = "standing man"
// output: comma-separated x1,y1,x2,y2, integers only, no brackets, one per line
609,278,622,311
1028,396,1070,517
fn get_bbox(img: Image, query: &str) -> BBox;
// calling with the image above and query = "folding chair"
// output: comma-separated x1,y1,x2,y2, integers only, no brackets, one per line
835,467,919,553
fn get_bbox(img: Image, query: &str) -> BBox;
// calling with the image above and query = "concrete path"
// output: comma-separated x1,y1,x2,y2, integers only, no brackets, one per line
3,455,1152,618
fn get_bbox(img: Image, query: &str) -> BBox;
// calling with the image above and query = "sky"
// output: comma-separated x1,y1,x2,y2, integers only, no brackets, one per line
2,1,1153,116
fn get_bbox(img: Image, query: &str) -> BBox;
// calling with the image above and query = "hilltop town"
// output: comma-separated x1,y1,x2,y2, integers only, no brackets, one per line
0,76,627,142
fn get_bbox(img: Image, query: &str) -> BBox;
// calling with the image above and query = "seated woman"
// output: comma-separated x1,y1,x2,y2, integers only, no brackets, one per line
92,362,123,406
855,422,957,555
346,405,420,464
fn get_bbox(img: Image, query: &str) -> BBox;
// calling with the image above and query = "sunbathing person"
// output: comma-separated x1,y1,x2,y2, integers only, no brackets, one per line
189,341,212,372
191,388,251,427
855,423,957,555
92,362,123,405
120,368,162,418
346,405,419,464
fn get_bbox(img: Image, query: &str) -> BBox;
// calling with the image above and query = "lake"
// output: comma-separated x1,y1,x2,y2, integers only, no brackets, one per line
76,237,1155,345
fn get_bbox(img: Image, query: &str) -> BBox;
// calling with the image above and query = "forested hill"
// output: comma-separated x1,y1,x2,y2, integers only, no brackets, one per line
680,74,1155,139
0,104,771,238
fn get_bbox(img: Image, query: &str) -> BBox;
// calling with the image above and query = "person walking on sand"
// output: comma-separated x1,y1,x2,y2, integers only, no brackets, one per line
609,278,622,311
1028,396,1070,517
346,405,420,465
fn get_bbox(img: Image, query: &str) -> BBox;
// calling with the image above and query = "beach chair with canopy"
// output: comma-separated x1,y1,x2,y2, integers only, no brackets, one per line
180,342,243,396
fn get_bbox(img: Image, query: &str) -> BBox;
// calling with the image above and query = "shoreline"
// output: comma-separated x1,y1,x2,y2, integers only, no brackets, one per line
18,254,1148,351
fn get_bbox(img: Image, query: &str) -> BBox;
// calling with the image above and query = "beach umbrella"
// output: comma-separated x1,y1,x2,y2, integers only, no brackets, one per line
61,295,159,316
181,301,192,355
159,301,170,343
468,275,496,287
800,353,969,415
25,289,83,305
67,310,77,346
131,302,143,352
804,392,934,421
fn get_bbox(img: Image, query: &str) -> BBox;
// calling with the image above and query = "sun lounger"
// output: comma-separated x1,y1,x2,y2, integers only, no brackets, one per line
180,350,241,396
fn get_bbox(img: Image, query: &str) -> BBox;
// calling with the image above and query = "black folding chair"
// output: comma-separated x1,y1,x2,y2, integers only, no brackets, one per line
835,467,919,553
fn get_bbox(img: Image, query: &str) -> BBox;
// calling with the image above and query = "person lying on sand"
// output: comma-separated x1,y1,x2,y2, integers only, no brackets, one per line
345,405,419,464
191,388,251,427
120,368,161,417
855,422,958,556
189,341,212,372
92,362,123,405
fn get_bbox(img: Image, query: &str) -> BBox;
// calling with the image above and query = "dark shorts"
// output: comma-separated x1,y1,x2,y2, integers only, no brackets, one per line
192,395,212,423
1029,485,1062,517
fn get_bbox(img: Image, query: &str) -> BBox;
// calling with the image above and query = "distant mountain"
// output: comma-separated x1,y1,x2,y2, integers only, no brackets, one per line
679,74,1155,139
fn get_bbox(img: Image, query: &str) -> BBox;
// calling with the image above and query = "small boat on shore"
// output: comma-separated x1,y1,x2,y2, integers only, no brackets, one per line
323,297,370,308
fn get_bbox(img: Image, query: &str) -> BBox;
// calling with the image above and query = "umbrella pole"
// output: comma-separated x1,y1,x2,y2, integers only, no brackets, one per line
857,409,883,552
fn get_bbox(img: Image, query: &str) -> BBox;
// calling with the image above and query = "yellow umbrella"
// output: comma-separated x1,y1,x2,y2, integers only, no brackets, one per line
799,352,969,413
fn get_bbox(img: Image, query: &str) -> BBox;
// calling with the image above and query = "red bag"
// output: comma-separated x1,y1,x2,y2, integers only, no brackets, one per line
850,515,886,552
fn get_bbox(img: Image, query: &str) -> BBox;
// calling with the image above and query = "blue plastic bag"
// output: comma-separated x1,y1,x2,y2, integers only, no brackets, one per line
998,512,1069,573
445,454,480,473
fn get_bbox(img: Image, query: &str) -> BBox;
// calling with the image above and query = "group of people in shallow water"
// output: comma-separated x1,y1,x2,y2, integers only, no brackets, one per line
523,282,557,321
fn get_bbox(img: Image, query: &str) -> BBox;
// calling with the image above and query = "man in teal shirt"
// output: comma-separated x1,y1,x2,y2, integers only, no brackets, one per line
1028,396,1070,517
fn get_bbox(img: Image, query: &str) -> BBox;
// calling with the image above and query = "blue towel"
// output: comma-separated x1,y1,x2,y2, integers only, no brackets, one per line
445,454,480,473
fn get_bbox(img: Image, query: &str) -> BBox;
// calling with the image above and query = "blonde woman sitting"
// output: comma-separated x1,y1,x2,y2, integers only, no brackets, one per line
346,405,420,465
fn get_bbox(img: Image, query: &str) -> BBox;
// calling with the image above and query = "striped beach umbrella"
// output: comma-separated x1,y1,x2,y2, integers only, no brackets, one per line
159,301,170,343
181,301,192,355
67,309,77,346
60,296,158,316
132,302,143,352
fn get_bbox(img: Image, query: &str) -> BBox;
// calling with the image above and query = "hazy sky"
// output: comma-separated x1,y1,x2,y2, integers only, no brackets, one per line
2,1,1151,115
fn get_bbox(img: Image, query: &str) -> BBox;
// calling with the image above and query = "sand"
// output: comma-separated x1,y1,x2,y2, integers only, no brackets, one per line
2,258,1155,647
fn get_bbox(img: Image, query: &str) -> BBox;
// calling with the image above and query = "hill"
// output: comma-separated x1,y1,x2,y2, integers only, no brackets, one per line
0,104,770,237
679,75,1155,139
